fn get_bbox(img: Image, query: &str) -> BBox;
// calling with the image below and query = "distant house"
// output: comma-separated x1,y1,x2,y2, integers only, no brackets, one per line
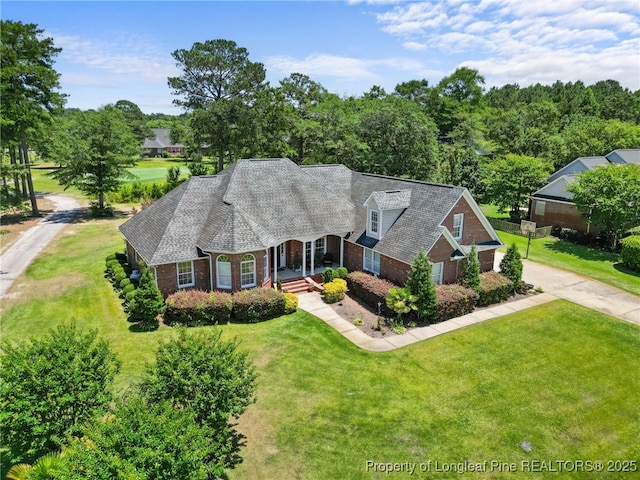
530,149,640,232
142,128,184,157
119,158,502,296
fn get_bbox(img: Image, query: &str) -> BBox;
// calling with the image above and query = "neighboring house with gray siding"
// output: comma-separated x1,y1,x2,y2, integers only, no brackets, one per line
119,158,502,296
142,128,184,157
530,149,640,233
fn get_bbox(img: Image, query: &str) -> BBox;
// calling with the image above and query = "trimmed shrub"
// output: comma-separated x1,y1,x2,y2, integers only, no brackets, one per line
105,253,117,262
477,272,513,306
499,243,523,292
406,250,438,320
346,271,397,316
119,278,132,289
460,244,481,292
620,235,640,272
129,268,165,326
335,267,348,279
165,290,233,326
323,278,347,304
122,284,136,295
435,284,478,323
125,290,137,304
232,288,285,323
114,271,127,284
283,292,298,314
322,267,335,284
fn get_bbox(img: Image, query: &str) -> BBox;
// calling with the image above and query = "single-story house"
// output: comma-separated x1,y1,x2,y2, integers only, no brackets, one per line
530,149,640,233
119,158,503,296
142,128,184,157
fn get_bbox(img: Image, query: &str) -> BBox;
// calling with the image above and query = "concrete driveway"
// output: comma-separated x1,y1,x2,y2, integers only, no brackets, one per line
0,195,80,298
495,253,640,325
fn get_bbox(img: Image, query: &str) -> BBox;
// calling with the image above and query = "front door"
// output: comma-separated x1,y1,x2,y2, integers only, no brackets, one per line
278,243,286,268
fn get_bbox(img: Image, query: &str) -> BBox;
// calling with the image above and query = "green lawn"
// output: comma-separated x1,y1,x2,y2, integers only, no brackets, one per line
497,231,640,296
1,216,639,479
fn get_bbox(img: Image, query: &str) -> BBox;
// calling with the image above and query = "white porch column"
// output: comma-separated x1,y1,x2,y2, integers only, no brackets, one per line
340,236,344,267
311,239,315,275
302,242,307,277
272,247,277,287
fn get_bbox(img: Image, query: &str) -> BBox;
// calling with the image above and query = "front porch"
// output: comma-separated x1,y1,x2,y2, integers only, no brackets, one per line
270,235,346,285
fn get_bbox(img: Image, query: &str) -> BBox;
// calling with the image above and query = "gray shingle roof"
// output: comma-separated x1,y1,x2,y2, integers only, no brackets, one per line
370,189,411,210
606,149,640,165
120,158,480,267
142,128,183,149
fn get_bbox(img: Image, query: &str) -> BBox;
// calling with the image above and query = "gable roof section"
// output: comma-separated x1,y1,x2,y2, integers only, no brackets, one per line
547,156,608,183
606,149,640,165
366,189,411,210
349,174,465,265
142,128,183,149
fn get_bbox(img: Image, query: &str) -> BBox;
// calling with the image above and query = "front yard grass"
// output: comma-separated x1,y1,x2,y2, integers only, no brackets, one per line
497,231,640,297
1,216,638,479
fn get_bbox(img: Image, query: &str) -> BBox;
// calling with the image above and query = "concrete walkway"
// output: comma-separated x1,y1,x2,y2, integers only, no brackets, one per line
0,195,80,298
297,253,639,352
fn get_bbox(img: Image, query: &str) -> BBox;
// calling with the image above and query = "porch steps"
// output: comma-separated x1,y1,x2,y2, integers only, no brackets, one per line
282,279,311,294
281,274,325,294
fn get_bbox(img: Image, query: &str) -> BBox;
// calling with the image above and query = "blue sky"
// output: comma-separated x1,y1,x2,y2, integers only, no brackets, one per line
3,1,639,114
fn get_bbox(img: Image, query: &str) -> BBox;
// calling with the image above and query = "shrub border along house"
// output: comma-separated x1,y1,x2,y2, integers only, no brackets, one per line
620,235,640,272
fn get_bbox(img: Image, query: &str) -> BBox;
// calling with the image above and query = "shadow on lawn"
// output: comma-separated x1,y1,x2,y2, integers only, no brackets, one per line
613,263,640,279
543,238,617,262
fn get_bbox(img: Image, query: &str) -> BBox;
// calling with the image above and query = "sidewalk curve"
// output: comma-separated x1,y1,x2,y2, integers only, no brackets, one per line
298,254,639,352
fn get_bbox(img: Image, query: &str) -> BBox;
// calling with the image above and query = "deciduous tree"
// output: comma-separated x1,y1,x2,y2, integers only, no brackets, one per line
567,164,640,247
482,154,551,221
0,324,120,464
49,105,139,213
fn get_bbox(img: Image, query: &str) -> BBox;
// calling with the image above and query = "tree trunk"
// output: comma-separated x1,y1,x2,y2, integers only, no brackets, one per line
217,150,224,173
99,191,105,210
18,145,28,198
9,146,21,194
20,140,39,216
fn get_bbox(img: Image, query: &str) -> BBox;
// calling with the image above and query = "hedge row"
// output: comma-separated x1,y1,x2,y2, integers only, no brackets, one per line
346,271,398,317
165,290,233,326
620,235,640,272
165,287,298,325
434,284,479,323
105,253,137,305
477,271,513,306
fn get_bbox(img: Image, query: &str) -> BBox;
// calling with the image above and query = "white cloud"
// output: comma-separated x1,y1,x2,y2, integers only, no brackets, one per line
53,32,178,83
403,41,427,51
265,54,377,80
366,0,640,89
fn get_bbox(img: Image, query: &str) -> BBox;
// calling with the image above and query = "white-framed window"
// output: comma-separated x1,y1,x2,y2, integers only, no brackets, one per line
305,237,326,264
241,254,256,288
535,201,546,216
216,255,232,290
363,248,380,275
431,261,443,285
177,261,195,288
369,209,379,235
263,252,269,282
453,213,464,240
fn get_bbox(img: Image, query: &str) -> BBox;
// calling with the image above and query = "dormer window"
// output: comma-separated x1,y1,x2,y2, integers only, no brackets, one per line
369,210,379,235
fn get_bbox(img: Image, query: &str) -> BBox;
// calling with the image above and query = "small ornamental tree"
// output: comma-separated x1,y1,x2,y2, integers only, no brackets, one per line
406,249,437,320
499,243,524,291
460,244,480,292
62,397,212,480
0,324,120,464
139,328,257,476
129,265,165,326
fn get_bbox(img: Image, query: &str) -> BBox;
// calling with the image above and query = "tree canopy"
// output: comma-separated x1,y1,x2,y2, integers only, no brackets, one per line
567,164,640,246
49,105,139,212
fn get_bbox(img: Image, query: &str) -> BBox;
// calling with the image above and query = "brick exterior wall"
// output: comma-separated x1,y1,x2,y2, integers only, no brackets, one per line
210,249,271,293
427,235,459,284
380,255,409,285
530,198,599,234
343,241,363,273
154,258,211,297
442,196,494,245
